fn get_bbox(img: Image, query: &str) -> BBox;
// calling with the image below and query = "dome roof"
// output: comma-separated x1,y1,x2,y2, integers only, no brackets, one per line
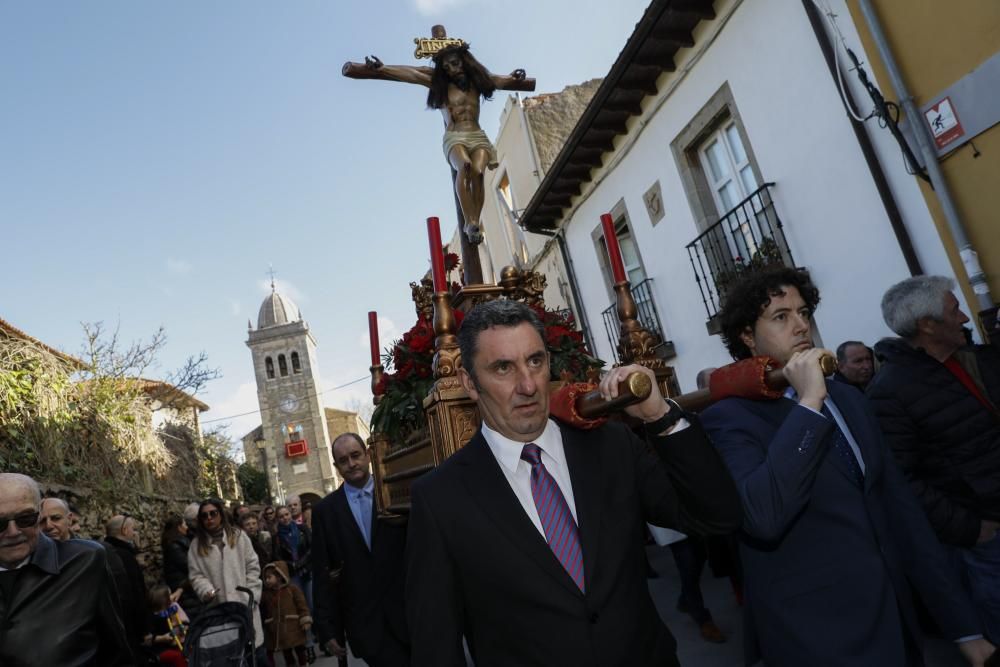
257,289,301,329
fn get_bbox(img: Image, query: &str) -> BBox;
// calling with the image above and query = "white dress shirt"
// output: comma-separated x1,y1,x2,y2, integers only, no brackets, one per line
482,418,579,536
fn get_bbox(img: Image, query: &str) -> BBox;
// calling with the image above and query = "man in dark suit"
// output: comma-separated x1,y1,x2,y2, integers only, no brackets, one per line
700,266,994,667
405,300,741,667
312,432,409,666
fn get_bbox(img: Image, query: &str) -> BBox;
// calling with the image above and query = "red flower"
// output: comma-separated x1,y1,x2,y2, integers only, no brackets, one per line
444,252,460,271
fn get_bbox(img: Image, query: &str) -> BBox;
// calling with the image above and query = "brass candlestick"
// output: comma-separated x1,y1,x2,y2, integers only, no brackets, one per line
613,280,680,397
370,364,384,405
431,291,461,379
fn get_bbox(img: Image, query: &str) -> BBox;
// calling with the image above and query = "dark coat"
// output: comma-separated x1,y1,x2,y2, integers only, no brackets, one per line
702,380,981,667
869,338,1000,546
405,418,741,667
261,560,312,651
103,536,148,649
0,534,132,666
162,535,202,620
311,481,408,661
273,524,312,581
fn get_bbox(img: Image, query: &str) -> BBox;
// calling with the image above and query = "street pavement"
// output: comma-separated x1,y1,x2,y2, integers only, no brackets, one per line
304,543,969,667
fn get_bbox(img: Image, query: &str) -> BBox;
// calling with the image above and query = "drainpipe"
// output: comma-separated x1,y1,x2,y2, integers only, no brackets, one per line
529,225,597,356
802,0,922,276
857,0,994,311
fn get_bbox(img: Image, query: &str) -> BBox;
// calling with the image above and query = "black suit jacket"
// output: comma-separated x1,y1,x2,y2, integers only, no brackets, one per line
405,418,741,667
0,535,132,667
312,483,408,660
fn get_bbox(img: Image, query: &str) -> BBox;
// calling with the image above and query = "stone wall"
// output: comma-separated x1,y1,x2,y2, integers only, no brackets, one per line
39,480,225,586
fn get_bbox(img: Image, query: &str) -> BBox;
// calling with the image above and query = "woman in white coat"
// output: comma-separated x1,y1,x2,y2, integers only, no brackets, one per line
188,498,266,660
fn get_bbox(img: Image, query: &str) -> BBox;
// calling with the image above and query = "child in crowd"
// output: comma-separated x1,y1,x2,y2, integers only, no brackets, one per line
146,584,189,667
261,561,312,667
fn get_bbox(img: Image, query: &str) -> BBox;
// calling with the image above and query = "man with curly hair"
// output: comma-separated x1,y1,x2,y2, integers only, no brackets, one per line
701,267,994,667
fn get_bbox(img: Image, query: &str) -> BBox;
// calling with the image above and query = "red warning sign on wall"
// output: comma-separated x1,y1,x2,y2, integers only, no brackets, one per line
924,97,965,150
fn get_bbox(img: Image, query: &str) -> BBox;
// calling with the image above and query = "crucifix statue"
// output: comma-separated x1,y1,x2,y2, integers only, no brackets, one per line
343,25,535,286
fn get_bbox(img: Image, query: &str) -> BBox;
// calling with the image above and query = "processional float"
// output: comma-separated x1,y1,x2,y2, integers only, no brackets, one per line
347,27,836,516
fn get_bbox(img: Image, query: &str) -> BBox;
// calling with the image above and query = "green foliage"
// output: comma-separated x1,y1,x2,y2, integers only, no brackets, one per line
0,324,227,503
238,462,269,504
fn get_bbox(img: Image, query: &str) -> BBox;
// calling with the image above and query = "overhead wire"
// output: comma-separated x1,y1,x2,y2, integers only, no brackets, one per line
200,373,370,424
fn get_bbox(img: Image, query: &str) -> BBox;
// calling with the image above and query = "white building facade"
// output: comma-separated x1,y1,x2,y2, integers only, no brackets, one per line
518,0,972,392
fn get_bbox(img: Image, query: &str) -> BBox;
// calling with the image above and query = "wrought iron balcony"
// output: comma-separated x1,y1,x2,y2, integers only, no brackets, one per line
685,183,795,328
601,277,675,364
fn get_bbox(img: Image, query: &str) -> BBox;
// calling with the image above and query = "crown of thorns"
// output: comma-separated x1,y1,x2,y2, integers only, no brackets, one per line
431,43,471,62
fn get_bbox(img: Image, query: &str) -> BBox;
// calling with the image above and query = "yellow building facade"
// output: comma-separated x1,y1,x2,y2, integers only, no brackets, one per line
849,1,1000,331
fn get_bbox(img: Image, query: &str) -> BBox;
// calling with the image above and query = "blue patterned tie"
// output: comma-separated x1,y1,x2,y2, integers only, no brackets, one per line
520,443,585,592
822,405,864,485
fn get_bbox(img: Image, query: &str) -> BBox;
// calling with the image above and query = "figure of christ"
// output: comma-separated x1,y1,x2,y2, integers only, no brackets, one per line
344,37,534,248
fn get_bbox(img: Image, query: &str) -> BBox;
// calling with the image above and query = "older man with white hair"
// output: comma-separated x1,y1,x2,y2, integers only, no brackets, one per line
870,275,1000,643
0,472,131,666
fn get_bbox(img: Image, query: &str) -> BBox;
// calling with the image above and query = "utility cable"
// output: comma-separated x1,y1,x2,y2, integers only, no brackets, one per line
201,374,370,424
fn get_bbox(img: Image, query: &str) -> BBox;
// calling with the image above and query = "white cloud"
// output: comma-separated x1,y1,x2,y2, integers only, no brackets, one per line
230,300,242,316
166,258,193,275
413,0,477,15
258,278,307,304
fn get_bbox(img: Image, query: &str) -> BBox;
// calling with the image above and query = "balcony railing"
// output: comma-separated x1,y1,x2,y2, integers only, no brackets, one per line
685,183,795,325
601,277,674,364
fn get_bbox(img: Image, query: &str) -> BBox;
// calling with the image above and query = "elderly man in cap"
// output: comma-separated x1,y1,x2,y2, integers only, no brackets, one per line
0,472,131,666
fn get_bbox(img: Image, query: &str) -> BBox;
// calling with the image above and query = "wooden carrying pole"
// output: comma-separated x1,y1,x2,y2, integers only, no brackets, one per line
575,355,838,419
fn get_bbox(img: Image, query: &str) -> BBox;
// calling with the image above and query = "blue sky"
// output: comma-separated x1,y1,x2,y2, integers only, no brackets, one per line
2,0,649,441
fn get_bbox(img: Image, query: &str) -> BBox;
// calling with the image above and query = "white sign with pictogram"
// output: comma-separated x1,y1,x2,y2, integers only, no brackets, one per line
924,97,965,149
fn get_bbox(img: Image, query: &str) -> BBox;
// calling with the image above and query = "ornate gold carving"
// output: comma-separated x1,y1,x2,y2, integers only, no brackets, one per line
413,37,466,59
410,278,434,320
454,406,479,447
497,265,547,308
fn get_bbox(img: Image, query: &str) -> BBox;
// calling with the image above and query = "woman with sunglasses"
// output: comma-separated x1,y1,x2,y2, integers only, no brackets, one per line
187,498,266,660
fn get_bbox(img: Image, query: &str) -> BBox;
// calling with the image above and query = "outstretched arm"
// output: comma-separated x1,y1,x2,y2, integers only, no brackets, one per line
342,56,433,87
491,68,536,92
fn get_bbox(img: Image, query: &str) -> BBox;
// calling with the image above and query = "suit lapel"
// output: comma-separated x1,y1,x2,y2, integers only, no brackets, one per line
560,424,602,593
459,433,584,598
773,394,863,488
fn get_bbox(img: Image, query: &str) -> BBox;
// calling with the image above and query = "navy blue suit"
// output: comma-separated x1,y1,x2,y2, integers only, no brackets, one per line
702,380,979,667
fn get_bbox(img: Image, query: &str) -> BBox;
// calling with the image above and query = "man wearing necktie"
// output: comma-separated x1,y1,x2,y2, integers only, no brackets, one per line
701,267,995,667
405,300,742,666
312,432,409,666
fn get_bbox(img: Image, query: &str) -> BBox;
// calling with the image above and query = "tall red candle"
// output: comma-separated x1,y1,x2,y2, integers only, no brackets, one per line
368,311,380,367
426,216,446,292
601,213,627,283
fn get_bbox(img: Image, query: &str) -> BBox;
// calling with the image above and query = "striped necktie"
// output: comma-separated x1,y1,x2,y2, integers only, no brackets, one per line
520,443,585,592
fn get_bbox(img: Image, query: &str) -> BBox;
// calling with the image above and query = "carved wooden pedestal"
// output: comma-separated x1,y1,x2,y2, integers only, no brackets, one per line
423,376,480,464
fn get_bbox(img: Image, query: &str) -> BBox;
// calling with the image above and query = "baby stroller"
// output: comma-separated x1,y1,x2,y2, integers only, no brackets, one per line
184,586,257,667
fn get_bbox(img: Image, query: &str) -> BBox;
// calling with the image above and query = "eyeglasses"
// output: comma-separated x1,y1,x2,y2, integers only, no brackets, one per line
199,509,220,520
1,511,40,530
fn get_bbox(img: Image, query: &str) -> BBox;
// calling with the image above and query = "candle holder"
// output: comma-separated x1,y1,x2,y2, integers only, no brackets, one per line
370,364,384,406
431,291,462,379
613,280,681,398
